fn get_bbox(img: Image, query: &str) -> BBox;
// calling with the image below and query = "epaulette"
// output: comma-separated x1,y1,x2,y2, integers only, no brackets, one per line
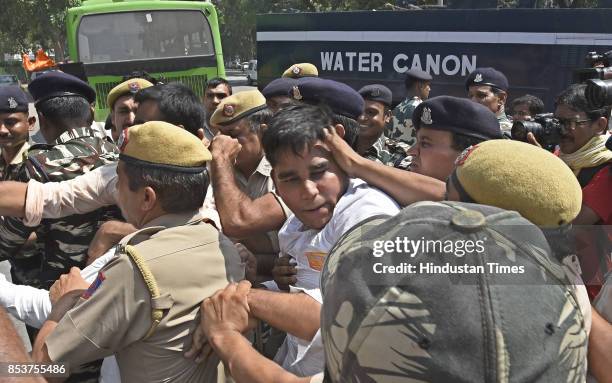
117,226,172,340
27,143,55,153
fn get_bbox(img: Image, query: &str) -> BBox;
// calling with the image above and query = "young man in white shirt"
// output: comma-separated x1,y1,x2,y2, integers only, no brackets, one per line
189,103,400,376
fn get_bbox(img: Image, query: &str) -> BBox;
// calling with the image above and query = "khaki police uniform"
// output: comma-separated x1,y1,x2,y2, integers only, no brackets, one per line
45,121,244,382
46,210,243,382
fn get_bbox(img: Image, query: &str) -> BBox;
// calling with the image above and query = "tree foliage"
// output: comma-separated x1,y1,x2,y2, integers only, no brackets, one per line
0,0,81,61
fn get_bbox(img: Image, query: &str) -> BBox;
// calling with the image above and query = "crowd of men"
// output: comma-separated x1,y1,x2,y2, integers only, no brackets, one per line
0,59,610,383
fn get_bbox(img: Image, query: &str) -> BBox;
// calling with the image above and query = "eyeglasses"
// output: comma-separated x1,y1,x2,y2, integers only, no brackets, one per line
556,117,591,133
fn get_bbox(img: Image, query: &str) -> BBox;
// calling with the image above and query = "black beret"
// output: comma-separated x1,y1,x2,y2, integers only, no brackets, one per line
28,71,96,105
358,84,392,107
412,96,502,141
262,77,297,98
405,68,432,81
0,85,30,113
291,77,364,120
465,67,509,92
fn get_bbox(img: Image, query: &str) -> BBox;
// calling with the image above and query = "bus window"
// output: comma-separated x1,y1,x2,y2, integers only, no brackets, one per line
77,10,215,63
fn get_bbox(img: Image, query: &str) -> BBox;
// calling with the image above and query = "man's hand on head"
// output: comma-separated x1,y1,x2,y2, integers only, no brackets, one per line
323,126,361,177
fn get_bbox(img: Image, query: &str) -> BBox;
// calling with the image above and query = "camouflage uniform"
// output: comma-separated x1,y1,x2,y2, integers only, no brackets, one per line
0,128,120,289
363,135,411,170
497,111,513,135
0,142,29,181
385,96,422,146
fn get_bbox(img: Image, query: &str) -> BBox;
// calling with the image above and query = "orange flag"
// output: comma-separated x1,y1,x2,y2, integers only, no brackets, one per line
22,49,56,72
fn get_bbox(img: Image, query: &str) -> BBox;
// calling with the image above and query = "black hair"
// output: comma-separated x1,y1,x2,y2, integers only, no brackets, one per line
555,83,610,121
36,96,92,127
123,162,209,213
263,103,335,167
206,77,232,95
121,71,159,85
297,100,360,149
450,132,484,152
330,113,359,149
405,77,428,91
511,94,544,116
246,107,274,133
134,83,205,136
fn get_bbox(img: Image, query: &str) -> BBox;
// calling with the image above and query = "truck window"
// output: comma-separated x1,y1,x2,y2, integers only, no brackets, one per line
77,10,215,63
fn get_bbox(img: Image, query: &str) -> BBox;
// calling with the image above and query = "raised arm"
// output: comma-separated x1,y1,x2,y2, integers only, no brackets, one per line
209,135,287,238
324,127,445,206
22,163,119,227
0,181,27,217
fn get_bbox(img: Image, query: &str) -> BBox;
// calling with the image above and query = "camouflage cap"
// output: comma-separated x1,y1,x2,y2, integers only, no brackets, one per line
210,90,267,126
282,63,319,78
450,140,582,227
107,78,153,109
119,121,211,172
321,201,587,383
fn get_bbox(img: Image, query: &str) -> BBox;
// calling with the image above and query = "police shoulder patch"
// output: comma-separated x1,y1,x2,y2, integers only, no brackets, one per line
455,144,479,166
81,272,106,299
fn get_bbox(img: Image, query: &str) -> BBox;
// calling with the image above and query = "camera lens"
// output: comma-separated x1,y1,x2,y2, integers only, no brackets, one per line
586,79,612,109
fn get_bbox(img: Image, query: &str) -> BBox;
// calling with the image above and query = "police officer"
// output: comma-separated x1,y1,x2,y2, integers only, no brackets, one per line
385,68,432,145
0,85,36,353
106,77,153,142
357,84,410,169
32,121,243,382
0,86,35,181
0,71,119,290
282,62,319,78
465,67,512,133
209,90,287,284
289,76,364,149
262,77,298,113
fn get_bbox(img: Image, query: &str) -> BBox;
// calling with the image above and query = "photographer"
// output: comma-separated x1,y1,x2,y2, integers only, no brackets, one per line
532,83,612,300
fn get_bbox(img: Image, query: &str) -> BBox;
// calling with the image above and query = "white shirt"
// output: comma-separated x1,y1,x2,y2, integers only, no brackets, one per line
0,248,121,382
273,178,400,376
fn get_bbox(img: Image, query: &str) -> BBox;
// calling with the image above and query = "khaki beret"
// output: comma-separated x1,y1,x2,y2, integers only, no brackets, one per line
451,140,581,227
210,90,267,126
282,63,319,78
107,78,153,109
119,121,211,172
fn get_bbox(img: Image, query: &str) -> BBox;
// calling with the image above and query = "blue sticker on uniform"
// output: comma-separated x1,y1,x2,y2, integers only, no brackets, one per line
82,272,106,299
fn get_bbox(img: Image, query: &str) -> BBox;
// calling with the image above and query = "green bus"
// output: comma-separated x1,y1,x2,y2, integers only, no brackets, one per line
66,0,225,120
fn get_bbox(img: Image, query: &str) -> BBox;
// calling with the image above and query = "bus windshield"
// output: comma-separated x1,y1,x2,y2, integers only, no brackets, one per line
77,10,215,63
